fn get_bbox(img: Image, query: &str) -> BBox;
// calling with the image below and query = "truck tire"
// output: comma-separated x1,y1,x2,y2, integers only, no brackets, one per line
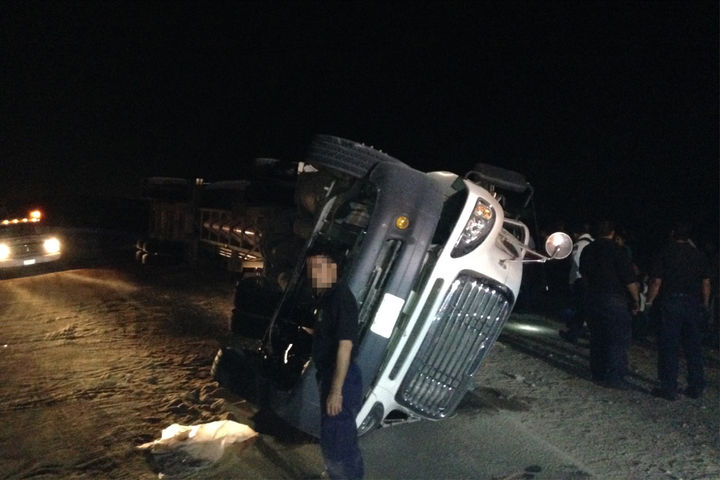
138,239,184,266
211,347,244,390
211,347,263,403
142,239,161,253
305,134,406,178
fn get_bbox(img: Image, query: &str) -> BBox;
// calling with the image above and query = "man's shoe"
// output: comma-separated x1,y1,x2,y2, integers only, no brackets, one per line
651,387,678,401
683,387,703,399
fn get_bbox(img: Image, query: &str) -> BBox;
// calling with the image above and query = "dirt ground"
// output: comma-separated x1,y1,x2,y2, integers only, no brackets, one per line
0,262,718,479
0,263,323,480
480,313,720,480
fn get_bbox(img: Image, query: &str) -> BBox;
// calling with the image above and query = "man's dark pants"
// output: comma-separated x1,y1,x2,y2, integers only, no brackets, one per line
657,295,705,394
586,293,632,384
564,279,588,341
319,363,364,480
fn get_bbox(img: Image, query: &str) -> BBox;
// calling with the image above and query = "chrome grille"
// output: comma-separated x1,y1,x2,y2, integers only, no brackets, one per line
11,242,44,258
397,273,513,419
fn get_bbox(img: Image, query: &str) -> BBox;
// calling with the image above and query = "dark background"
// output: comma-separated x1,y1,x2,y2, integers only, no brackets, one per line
2,1,717,261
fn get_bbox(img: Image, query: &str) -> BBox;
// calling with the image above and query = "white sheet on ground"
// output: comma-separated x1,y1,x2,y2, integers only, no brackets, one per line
137,420,258,462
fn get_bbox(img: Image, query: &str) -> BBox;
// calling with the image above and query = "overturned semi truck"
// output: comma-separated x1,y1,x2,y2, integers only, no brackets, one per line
209,135,572,437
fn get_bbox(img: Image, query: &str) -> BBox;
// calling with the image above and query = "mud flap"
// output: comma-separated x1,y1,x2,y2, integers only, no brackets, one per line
213,346,323,438
269,364,322,438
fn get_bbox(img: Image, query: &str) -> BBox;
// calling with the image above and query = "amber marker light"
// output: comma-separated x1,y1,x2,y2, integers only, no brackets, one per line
475,203,492,219
395,216,410,230
30,210,42,221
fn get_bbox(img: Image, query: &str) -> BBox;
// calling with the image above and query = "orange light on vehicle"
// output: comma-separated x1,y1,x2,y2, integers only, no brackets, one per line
30,210,41,222
475,204,492,219
395,216,410,230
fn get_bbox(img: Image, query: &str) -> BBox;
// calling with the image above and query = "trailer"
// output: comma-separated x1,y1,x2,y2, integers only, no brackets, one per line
136,159,298,277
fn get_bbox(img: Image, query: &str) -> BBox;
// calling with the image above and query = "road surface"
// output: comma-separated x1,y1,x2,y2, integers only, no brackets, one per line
1,234,716,479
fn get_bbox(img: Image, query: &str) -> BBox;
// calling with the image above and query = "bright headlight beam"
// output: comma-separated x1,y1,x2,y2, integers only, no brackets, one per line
44,237,61,254
504,322,556,335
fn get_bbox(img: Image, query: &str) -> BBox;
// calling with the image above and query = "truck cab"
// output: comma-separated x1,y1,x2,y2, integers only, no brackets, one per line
0,210,62,269
212,135,571,437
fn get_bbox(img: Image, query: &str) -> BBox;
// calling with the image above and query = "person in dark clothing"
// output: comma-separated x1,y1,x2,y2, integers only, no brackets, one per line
579,220,640,389
307,247,364,480
560,223,594,343
646,222,712,401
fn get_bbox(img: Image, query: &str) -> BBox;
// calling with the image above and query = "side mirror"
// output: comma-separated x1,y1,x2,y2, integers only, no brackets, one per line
544,232,573,260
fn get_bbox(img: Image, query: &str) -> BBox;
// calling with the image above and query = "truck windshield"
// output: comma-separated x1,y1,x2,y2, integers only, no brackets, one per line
0,223,38,238
266,179,379,361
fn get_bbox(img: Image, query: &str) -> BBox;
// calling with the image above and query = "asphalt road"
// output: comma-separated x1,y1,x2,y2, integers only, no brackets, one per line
360,404,592,480
4,228,718,479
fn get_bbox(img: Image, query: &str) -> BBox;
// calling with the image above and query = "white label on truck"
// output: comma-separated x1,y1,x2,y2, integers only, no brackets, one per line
370,293,405,339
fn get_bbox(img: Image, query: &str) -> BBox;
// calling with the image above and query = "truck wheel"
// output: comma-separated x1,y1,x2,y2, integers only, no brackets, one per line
305,134,405,178
211,347,262,402
142,239,161,253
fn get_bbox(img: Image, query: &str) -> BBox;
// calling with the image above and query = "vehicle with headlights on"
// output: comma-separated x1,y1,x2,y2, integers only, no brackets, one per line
212,135,572,438
0,210,62,269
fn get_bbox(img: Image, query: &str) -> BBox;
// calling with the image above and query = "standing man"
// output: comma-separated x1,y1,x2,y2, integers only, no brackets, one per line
580,220,640,389
646,222,712,401
307,246,364,479
560,223,594,343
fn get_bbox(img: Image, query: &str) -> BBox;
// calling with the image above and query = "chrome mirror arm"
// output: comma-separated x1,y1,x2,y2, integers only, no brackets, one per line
498,230,573,266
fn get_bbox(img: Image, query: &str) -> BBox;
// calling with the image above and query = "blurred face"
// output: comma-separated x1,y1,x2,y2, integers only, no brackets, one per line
307,254,338,290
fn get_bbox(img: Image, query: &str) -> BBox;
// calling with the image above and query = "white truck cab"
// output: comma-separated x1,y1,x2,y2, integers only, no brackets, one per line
212,135,571,437
0,210,62,269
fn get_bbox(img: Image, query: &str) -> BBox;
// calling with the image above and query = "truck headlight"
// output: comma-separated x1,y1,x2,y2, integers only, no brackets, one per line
0,243,9,261
44,237,61,254
450,198,495,257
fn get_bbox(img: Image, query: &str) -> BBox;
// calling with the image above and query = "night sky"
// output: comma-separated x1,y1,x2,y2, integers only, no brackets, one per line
2,2,718,251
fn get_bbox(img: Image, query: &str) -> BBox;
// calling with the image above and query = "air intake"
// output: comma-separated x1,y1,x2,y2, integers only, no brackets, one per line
397,274,513,418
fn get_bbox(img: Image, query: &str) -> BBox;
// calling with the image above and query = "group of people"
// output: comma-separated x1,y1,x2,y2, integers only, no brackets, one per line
561,220,713,401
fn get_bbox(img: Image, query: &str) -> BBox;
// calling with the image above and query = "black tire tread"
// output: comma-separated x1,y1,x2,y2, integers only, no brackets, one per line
305,135,404,178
